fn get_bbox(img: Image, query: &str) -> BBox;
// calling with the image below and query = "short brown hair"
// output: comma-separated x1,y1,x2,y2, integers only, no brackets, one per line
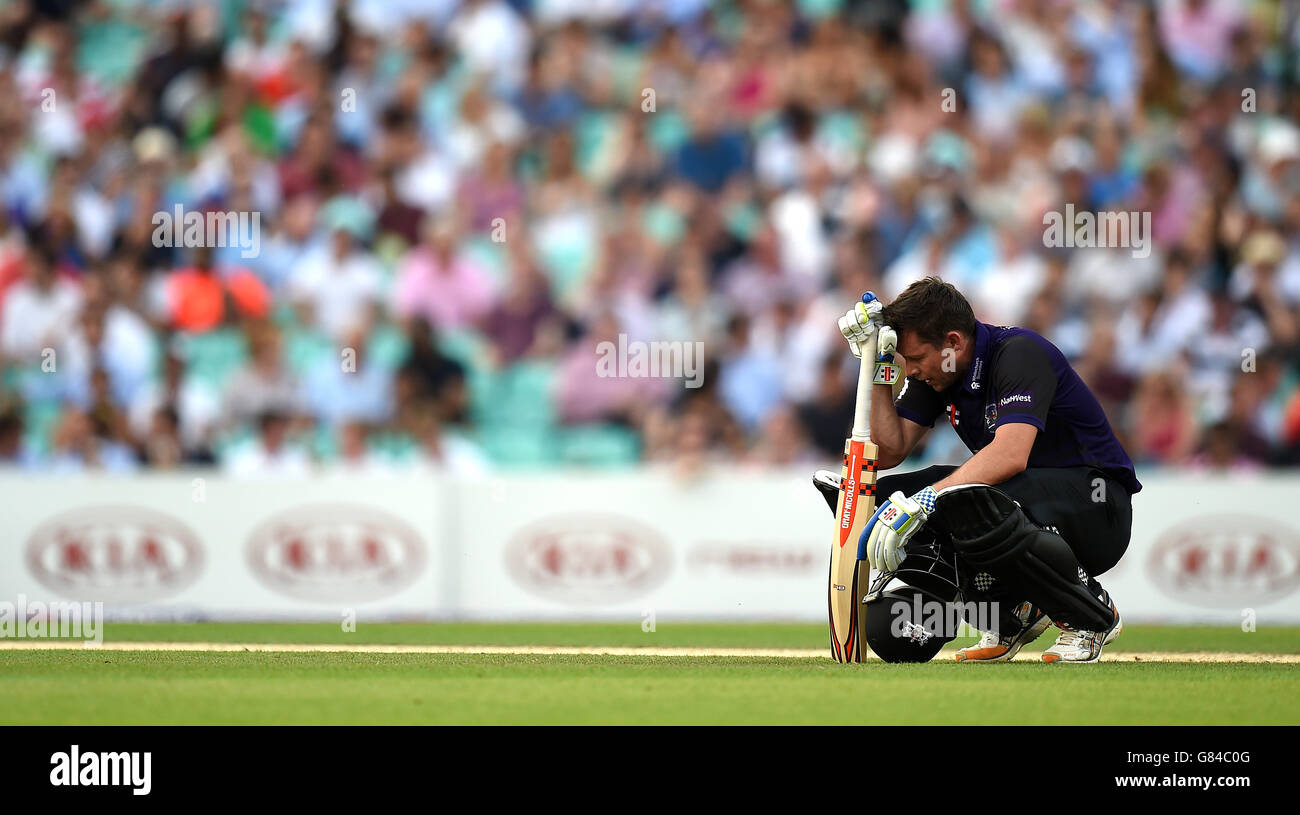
881,277,976,348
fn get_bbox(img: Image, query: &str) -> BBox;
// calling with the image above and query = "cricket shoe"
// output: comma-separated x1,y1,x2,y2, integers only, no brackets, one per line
1041,595,1122,664
812,469,843,516
954,601,1052,662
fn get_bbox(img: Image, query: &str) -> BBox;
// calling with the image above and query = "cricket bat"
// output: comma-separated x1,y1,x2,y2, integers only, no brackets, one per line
828,349,880,662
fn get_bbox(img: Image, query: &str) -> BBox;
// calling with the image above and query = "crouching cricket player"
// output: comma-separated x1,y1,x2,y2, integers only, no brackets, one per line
814,277,1141,663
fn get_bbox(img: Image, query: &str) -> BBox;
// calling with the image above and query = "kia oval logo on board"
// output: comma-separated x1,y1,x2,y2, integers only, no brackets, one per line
506,513,671,605
1148,516,1300,608
25,506,204,603
246,504,426,603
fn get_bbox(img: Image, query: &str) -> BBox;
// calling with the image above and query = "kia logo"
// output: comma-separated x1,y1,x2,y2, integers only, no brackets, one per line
25,506,204,603
1148,516,1300,607
506,513,671,605
246,504,425,602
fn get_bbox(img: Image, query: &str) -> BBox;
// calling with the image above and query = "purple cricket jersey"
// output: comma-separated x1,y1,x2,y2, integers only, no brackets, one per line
893,321,1142,495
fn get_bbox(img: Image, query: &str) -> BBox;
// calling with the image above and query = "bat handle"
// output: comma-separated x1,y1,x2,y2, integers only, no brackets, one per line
850,351,873,442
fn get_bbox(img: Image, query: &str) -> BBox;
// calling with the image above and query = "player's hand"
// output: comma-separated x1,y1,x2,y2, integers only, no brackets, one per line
839,292,884,358
859,487,938,571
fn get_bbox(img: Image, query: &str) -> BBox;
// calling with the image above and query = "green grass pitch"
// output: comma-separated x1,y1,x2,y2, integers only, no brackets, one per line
1,623,1297,725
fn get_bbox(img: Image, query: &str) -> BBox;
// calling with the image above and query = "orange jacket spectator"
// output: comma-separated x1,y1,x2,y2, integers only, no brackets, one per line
167,265,269,333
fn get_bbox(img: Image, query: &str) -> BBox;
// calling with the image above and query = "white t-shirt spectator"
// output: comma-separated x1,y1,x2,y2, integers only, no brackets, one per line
290,246,383,339
221,437,313,478
443,106,525,171
62,305,157,407
449,0,532,93
974,253,1048,326
1229,261,1300,307
1066,247,1163,309
395,149,458,211
1189,306,1270,422
1,277,83,361
1114,287,1211,377
769,190,830,286
73,187,115,260
221,365,302,429
129,378,222,454
414,432,492,478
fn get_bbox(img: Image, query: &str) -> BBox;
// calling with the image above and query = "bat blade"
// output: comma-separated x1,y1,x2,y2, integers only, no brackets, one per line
828,437,878,662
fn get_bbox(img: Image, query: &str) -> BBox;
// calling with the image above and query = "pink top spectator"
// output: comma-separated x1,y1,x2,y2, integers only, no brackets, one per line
556,339,673,425
392,248,498,332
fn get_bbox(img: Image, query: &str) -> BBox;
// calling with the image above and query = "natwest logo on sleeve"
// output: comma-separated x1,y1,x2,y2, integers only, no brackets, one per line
506,513,671,605
25,506,204,603
245,504,425,603
1148,516,1300,607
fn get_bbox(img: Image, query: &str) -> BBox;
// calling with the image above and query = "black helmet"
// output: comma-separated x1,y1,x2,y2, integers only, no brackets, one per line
864,528,962,604
862,585,956,663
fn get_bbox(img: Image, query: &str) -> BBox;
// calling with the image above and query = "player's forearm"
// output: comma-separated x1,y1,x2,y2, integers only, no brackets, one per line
869,383,906,466
931,440,1028,490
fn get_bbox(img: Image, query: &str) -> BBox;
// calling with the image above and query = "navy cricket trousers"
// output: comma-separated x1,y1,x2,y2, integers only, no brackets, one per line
874,464,1133,579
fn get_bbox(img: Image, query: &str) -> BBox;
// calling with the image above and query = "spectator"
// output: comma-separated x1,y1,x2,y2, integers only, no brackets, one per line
750,405,818,467
257,194,323,296
398,317,468,424
414,412,490,477
128,350,221,459
965,28,1028,142
484,245,561,364
717,313,783,433
674,98,748,194
392,214,497,333
47,405,138,474
165,246,269,333
0,407,38,469
448,0,532,95
221,410,312,478
329,421,396,477
1190,419,1265,472
222,325,301,429
1128,371,1200,465
1230,230,1299,349
1157,0,1243,81
666,398,742,480
374,166,424,248
140,406,189,469
289,197,383,340
303,328,395,427
458,140,525,234
1,245,81,363
797,356,857,459
63,283,156,409
0,0,1294,478
555,310,669,425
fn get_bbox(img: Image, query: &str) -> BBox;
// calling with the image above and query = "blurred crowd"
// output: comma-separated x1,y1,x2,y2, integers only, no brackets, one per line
1,0,1299,478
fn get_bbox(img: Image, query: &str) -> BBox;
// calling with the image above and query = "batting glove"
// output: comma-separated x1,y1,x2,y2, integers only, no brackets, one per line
873,325,899,386
838,292,884,359
859,486,938,572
